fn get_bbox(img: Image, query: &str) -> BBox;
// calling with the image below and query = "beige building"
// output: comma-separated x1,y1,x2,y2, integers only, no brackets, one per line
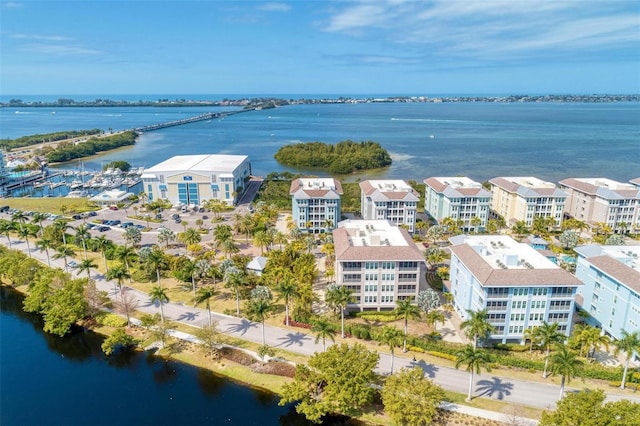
489,177,566,228
559,178,639,233
142,154,251,206
359,180,419,233
333,219,426,311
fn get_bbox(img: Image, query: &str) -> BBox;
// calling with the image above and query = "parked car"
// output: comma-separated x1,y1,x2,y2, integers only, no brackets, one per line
171,213,180,220
135,224,145,230
98,226,110,232
72,214,82,220
67,260,79,269
0,206,10,213
111,220,121,226
109,205,118,210
120,222,133,228
174,218,182,224
88,211,98,217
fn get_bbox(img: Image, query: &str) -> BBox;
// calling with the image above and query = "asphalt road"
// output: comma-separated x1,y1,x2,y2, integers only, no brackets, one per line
4,236,640,412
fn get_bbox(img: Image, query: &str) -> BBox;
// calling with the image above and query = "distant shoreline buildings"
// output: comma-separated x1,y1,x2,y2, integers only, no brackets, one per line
2,93,639,109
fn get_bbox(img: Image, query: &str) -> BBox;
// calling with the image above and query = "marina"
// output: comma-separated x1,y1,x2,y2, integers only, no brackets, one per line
3,165,143,199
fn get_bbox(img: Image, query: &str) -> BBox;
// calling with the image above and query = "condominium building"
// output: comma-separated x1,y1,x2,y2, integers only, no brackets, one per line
489,177,566,228
423,176,491,232
559,178,639,233
142,154,251,206
333,219,426,311
574,244,640,340
360,180,419,233
449,235,582,343
290,177,343,234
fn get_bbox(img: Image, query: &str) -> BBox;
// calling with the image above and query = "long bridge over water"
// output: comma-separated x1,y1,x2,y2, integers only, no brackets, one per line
132,108,252,133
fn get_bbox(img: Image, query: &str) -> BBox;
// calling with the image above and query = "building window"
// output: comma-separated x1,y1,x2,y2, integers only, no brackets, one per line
513,288,529,296
342,274,362,282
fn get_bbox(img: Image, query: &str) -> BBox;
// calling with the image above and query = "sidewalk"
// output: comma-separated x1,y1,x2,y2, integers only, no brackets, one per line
5,239,640,419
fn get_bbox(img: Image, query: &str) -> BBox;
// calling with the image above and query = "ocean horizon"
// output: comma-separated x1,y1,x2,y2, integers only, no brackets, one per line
2,100,639,185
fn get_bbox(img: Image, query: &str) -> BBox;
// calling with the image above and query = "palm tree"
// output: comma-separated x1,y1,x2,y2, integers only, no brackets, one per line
394,297,422,352
253,230,272,255
53,245,76,272
536,321,565,378
31,212,48,236
221,238,239,259
460,309,495,349
106,263,131,301
93,235,112,273
114,244,137,283
124,226,142,248
425,310,446,332
178,227,201,255
470,216,482,233
78,258,97,281
311,318,337,352
157,227,176,248
224,267,246,316
275,277,298,327
11,209,28,231
17,225,37,258
548,344,582,400
523,326,540,353
213,224,233,247
144,247,168,288
0,219,15,245
35,237,54,267
194,285,216,326
455,344,492,401
246,297,273,345
75,224,91,259
613,330,640,389
582,326,610,361
378,326,404,373
189,258,210,298
325,285,354,338
425,247,445,270
149,285,169,322
52,219,73,246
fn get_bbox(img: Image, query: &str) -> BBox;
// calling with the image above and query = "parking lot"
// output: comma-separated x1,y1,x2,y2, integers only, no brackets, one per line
1,202,238,248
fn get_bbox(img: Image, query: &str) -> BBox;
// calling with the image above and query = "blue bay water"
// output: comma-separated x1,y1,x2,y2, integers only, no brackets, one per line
1,101,639,183
0,287,351,426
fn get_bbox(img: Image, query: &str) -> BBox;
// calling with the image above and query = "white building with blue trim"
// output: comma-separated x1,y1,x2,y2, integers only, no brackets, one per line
290,177,343,234
141,154,251,206
574,244,640,340
448,235,582,343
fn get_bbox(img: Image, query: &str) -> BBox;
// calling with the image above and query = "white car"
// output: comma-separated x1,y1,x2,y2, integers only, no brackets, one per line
67,260,79,269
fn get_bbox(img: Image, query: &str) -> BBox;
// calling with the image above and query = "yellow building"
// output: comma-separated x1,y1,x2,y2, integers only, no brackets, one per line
142,154,251,206
489,176,566,228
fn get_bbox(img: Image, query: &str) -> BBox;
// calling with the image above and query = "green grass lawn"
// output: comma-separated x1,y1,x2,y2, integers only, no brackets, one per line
4,197,96,214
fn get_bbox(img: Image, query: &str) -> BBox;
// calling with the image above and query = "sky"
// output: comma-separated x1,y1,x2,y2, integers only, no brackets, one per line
1,0,639,96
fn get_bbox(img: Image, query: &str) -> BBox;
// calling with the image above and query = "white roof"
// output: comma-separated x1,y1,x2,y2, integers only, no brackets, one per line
145,154,248,174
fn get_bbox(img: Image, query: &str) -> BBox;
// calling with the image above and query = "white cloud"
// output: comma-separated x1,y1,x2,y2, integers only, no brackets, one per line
2,2,23,8
323,0,640,63
11,33,73,41
258,2,291,12
21,43,102,56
